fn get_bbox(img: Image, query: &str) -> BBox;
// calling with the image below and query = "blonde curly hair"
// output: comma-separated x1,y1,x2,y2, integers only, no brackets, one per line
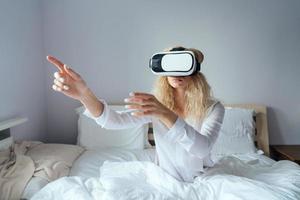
153,46,213,121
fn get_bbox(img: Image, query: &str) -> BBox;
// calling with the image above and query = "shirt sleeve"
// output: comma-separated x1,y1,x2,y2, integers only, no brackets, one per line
83,99,152,129
164,101,225,159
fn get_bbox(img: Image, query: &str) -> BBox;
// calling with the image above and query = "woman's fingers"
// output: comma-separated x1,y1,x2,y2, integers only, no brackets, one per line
54,79,63,88
47,55,65,73
54,72,60,79
125,96,158,116
125,92,156,104
48,56,80,81
131,110,155,116
54,72,65,83
52,68,71,93
125,92,167,117
125,104,153,111
124,97,154,105
52,84,69,92
52,84,62,92
64,64,81,80
129,92,154,100
54,79,69,90
53,79,70,92
63,84,69,90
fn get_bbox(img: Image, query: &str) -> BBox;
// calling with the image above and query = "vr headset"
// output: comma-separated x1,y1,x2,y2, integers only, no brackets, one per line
149,47,201,76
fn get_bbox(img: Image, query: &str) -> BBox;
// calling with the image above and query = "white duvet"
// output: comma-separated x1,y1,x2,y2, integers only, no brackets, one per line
31,156,300,200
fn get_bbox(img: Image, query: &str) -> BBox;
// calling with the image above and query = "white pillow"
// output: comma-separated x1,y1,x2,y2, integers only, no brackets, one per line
77,105,150,150
0,136,14,151
211,107,257,161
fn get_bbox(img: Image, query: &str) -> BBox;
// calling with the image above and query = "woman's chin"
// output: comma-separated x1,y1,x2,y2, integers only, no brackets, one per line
171,84,186,89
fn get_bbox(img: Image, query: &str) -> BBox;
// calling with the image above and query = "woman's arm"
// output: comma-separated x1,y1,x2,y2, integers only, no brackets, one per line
164,102,225,159
47,55,105,117
111,92,224,156
83,98,152,129
125,93,225,156
47,56,151,129
79,88,104,117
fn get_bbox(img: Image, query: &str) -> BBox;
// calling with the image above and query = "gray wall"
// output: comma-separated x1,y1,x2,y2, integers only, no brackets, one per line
1,0,299,144
43,0,300,145
0,0,47,141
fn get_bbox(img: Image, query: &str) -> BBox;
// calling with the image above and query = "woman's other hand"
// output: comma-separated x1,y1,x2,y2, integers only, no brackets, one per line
124,92,178,128
47,55,89,101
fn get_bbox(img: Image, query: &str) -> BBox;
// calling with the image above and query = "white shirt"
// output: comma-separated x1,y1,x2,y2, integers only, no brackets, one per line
83,99,225,182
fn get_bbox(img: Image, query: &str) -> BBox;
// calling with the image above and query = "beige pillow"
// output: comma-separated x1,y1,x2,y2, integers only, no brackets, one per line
26,143,84,181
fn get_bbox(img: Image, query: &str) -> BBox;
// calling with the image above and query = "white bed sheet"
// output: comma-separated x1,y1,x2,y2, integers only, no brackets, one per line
69,147,156,179
216,152,276,165
31,149,300,200
24,148,275,199
69,147,274,180
22,177,49,199
21,148,155,199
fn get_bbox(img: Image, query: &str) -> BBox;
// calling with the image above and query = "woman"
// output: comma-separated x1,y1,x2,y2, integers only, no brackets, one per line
48,46,225,182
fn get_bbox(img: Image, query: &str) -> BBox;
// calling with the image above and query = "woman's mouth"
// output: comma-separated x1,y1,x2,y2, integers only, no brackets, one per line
173,78,183,82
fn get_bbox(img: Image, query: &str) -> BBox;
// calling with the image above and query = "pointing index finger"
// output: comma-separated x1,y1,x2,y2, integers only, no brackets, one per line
47,55,65,73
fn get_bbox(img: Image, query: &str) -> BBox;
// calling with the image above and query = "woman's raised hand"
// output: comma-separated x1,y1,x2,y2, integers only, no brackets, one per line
47,55,89,101
124,92,178,128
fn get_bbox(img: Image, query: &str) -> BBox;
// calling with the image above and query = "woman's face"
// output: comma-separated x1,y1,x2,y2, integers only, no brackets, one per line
167,76,192,89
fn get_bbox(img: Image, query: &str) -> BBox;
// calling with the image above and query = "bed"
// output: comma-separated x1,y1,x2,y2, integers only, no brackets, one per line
31,103,300,200
1,104,300,200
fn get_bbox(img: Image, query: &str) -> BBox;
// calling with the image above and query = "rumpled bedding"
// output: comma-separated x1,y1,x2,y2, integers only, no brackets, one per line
0,141,84,200
0,141,38,200
25,143,85,182
32,156,300,200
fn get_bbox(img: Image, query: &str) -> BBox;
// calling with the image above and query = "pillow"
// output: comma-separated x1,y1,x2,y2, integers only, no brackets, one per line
211,107,257,161
26,143,84,181
0,136,14,151
77,105,151,150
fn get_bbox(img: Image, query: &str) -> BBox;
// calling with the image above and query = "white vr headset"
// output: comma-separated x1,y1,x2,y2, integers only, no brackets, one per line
149,47,201,76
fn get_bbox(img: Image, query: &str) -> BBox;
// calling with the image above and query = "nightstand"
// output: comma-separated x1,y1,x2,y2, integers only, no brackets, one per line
270,145,300,165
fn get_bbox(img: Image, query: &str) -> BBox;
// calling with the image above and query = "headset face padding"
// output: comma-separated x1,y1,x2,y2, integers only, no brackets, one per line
149,50,201,76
